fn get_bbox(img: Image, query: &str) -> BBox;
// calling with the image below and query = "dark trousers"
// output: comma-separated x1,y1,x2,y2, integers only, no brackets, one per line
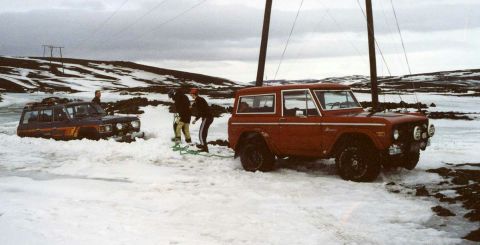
199,117,213,146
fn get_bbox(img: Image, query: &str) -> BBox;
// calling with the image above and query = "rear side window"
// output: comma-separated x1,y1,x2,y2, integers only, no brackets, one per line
283,90,319,117
237,94,275,114
22,111,39,124
39,109,53,123
53,107,68,122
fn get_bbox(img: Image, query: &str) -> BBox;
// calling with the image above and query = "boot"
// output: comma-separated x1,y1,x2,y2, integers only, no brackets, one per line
196,144,209,153
171,137,181,144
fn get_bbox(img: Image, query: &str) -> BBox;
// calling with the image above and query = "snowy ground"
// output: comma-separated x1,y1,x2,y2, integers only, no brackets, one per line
0,91,478,244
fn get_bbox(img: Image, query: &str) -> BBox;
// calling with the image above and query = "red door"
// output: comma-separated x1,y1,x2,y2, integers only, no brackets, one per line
275,89,323,157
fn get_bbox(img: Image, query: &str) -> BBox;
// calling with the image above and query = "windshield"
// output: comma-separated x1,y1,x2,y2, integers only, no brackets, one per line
66,103,106,117
315,90,362,110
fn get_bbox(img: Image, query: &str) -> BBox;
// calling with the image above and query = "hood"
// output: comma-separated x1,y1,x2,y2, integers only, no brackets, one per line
101,115,139,124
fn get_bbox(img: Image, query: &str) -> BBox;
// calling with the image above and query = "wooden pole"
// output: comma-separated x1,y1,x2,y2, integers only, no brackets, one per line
59,47,64,74
255,0,273,87
49,46,53,64
366,0,379,111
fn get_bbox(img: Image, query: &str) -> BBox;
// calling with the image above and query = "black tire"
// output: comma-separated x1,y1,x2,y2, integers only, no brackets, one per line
402,151,420,170
335,142,381,182
78,128,100,141
240,139,275,172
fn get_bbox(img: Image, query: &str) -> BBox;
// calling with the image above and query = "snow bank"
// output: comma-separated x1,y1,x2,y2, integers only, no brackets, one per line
0,92,474,244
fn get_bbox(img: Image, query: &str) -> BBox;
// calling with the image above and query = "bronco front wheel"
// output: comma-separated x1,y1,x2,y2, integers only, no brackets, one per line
402,151,420,170
240,140,275,172
336,143,380,182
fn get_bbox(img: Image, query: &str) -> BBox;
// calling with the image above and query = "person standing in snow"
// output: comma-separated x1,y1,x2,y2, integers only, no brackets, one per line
168,88,192,144
189,88,213,152
92,90,101,104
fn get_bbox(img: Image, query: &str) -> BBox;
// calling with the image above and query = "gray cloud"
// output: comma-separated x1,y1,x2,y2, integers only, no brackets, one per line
0,0,479,81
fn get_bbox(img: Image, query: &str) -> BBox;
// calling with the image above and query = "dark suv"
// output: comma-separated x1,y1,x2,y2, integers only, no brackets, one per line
17,98,144,142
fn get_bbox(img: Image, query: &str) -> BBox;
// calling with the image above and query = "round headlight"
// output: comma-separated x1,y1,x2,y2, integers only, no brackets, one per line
413,126,422,141
393,129,400,140
428,124,435,137
116,123,123,130
105,124,112,132
131,120,140,129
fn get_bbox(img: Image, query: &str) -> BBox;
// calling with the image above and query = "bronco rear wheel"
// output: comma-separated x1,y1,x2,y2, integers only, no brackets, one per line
240,139,275,172
336,143,380,182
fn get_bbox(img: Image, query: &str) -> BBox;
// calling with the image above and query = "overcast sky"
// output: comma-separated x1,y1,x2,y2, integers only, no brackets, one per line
0,0,479,82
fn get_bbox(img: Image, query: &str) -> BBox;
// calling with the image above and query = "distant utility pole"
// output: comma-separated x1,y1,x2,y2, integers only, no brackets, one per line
256,0,273,87
42,45,65,74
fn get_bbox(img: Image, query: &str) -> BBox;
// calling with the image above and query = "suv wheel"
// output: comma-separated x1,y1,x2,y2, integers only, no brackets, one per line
240,139,275,172
402,151,420,170
78,128,100,140
336,143,380,182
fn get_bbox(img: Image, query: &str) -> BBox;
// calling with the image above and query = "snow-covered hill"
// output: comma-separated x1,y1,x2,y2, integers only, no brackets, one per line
261,70,480,95
0,56,241,93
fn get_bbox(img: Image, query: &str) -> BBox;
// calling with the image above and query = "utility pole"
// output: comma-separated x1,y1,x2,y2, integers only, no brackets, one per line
255,0,273,87
365,0,379,111
41,45,65,74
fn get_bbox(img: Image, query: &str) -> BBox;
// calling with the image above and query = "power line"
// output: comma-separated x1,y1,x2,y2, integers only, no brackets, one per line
390,0,419,105
74,0,130,50
129,0,208,43
317,2,370,68
355,0,392,77
377,0,406,72
101,0,171,44
274,0,304,80
390,0,411,75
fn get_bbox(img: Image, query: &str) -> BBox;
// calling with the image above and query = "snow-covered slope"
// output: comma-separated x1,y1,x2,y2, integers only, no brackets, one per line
261,70,480,94
1,98,478,244
0,56,240,93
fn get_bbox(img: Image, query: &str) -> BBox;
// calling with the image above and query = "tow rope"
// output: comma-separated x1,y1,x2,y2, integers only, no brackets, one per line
171,144,234,159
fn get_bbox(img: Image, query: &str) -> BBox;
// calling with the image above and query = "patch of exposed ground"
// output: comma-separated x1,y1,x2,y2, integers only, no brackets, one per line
386,164,480,242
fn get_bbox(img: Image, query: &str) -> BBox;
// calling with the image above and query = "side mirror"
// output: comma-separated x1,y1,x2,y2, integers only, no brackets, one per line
295,110,305,117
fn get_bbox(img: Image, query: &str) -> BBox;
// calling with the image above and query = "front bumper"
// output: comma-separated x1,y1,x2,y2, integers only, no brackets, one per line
388,139,430,156
111,131,145,142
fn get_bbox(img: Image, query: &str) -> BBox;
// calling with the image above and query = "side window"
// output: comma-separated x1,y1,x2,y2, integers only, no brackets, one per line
283,90,319,117
237,95,275,114
53,107,68,122
66,107,75,117
39,109,53,123
22,111,39,124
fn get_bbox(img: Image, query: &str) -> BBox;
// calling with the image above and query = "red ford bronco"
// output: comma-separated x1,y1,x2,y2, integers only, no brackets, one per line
228,84,435,182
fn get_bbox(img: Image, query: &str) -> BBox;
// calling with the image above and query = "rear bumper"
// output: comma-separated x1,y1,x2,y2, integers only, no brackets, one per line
111,131,145,142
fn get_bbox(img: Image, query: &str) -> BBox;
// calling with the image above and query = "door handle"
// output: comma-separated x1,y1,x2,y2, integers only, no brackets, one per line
279,118,286,122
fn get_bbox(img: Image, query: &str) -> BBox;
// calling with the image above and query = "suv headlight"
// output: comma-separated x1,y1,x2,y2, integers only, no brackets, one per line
131,120,140,129
413,126,422,141
99,124,113,133
104,124,112,132
393,129,400,140
428,124,435,137
116,123,123,130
